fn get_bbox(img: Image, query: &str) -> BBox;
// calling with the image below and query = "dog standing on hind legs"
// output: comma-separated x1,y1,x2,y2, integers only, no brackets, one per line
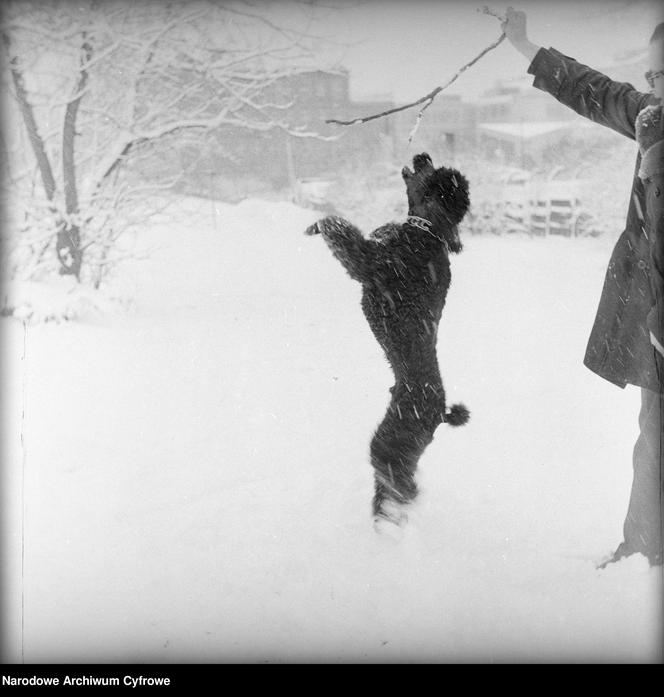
305,153,470,527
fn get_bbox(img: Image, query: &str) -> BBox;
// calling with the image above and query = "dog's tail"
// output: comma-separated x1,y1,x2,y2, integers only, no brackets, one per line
444,403,470,427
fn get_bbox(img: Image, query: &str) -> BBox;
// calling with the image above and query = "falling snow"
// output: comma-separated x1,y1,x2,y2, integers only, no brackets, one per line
2,196,661,663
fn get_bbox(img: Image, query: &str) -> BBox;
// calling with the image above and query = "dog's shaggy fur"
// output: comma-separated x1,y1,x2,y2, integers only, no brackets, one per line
305,153,470,524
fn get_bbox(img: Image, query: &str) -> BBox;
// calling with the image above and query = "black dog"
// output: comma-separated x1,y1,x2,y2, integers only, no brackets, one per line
305,153,470,525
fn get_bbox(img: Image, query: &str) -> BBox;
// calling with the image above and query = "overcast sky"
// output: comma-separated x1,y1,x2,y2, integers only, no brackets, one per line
308,0,663,101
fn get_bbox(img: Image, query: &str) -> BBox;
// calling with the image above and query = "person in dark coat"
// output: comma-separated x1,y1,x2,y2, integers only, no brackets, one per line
502,9,663,567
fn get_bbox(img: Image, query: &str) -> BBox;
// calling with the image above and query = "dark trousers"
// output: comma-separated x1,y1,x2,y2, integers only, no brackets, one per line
623,387,664,563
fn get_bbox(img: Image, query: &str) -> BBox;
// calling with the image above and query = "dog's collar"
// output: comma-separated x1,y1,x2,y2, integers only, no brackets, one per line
406,215,432,233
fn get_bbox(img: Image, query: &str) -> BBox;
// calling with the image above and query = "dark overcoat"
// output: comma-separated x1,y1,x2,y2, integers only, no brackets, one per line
528,48,663,392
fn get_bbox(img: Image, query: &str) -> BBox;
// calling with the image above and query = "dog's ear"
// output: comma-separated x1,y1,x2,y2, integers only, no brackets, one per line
444,169,470,223
428,168,470,224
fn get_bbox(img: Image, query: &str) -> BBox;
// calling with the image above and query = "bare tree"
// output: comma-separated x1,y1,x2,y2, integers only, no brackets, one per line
1,0,336,286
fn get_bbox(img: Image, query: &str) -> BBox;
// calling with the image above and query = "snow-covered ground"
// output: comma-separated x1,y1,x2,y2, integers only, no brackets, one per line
2,197,662,663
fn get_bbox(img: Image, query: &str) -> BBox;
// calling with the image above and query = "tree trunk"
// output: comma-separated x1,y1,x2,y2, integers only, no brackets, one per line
2,32,57,201
58,38,93,279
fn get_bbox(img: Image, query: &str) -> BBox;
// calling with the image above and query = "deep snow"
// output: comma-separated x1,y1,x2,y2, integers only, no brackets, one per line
2,196,662,663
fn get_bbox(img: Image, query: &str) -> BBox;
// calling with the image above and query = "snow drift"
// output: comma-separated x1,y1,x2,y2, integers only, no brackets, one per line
2,196,662,663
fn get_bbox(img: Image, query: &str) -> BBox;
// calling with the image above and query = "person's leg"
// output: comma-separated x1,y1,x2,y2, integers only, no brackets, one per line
621,387,663,565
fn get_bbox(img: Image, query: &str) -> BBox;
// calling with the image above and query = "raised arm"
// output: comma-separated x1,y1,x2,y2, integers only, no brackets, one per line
502,7,654,139
305,215,376,283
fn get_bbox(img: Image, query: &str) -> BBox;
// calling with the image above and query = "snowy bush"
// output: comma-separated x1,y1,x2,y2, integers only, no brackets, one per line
1,277,116,324
454,135,636,238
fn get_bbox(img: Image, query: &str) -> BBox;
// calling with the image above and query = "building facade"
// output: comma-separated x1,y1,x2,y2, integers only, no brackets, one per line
155,48,650,199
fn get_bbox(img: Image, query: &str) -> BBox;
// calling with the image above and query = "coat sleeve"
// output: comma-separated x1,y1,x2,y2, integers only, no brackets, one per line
527,47,652,140
639,141,664,369
636,106,664,376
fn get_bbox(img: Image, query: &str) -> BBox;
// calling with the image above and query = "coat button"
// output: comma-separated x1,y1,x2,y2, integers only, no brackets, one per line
637,260,648,270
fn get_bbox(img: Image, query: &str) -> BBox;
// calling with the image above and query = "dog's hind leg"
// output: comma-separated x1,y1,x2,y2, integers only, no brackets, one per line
370,397,438,525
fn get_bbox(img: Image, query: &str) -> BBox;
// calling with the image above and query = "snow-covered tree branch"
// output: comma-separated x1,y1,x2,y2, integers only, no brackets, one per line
1,0,340,287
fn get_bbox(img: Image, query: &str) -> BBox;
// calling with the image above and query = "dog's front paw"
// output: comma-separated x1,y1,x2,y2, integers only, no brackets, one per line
304,221,320,236
305,216,350,238
304,221,321,236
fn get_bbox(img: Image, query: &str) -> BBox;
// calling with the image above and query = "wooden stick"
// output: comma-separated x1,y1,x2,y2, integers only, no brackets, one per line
325,32,506,133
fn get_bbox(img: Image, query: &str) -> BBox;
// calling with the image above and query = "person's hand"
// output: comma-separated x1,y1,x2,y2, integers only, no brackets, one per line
501,7,528,48
501,7,540,62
